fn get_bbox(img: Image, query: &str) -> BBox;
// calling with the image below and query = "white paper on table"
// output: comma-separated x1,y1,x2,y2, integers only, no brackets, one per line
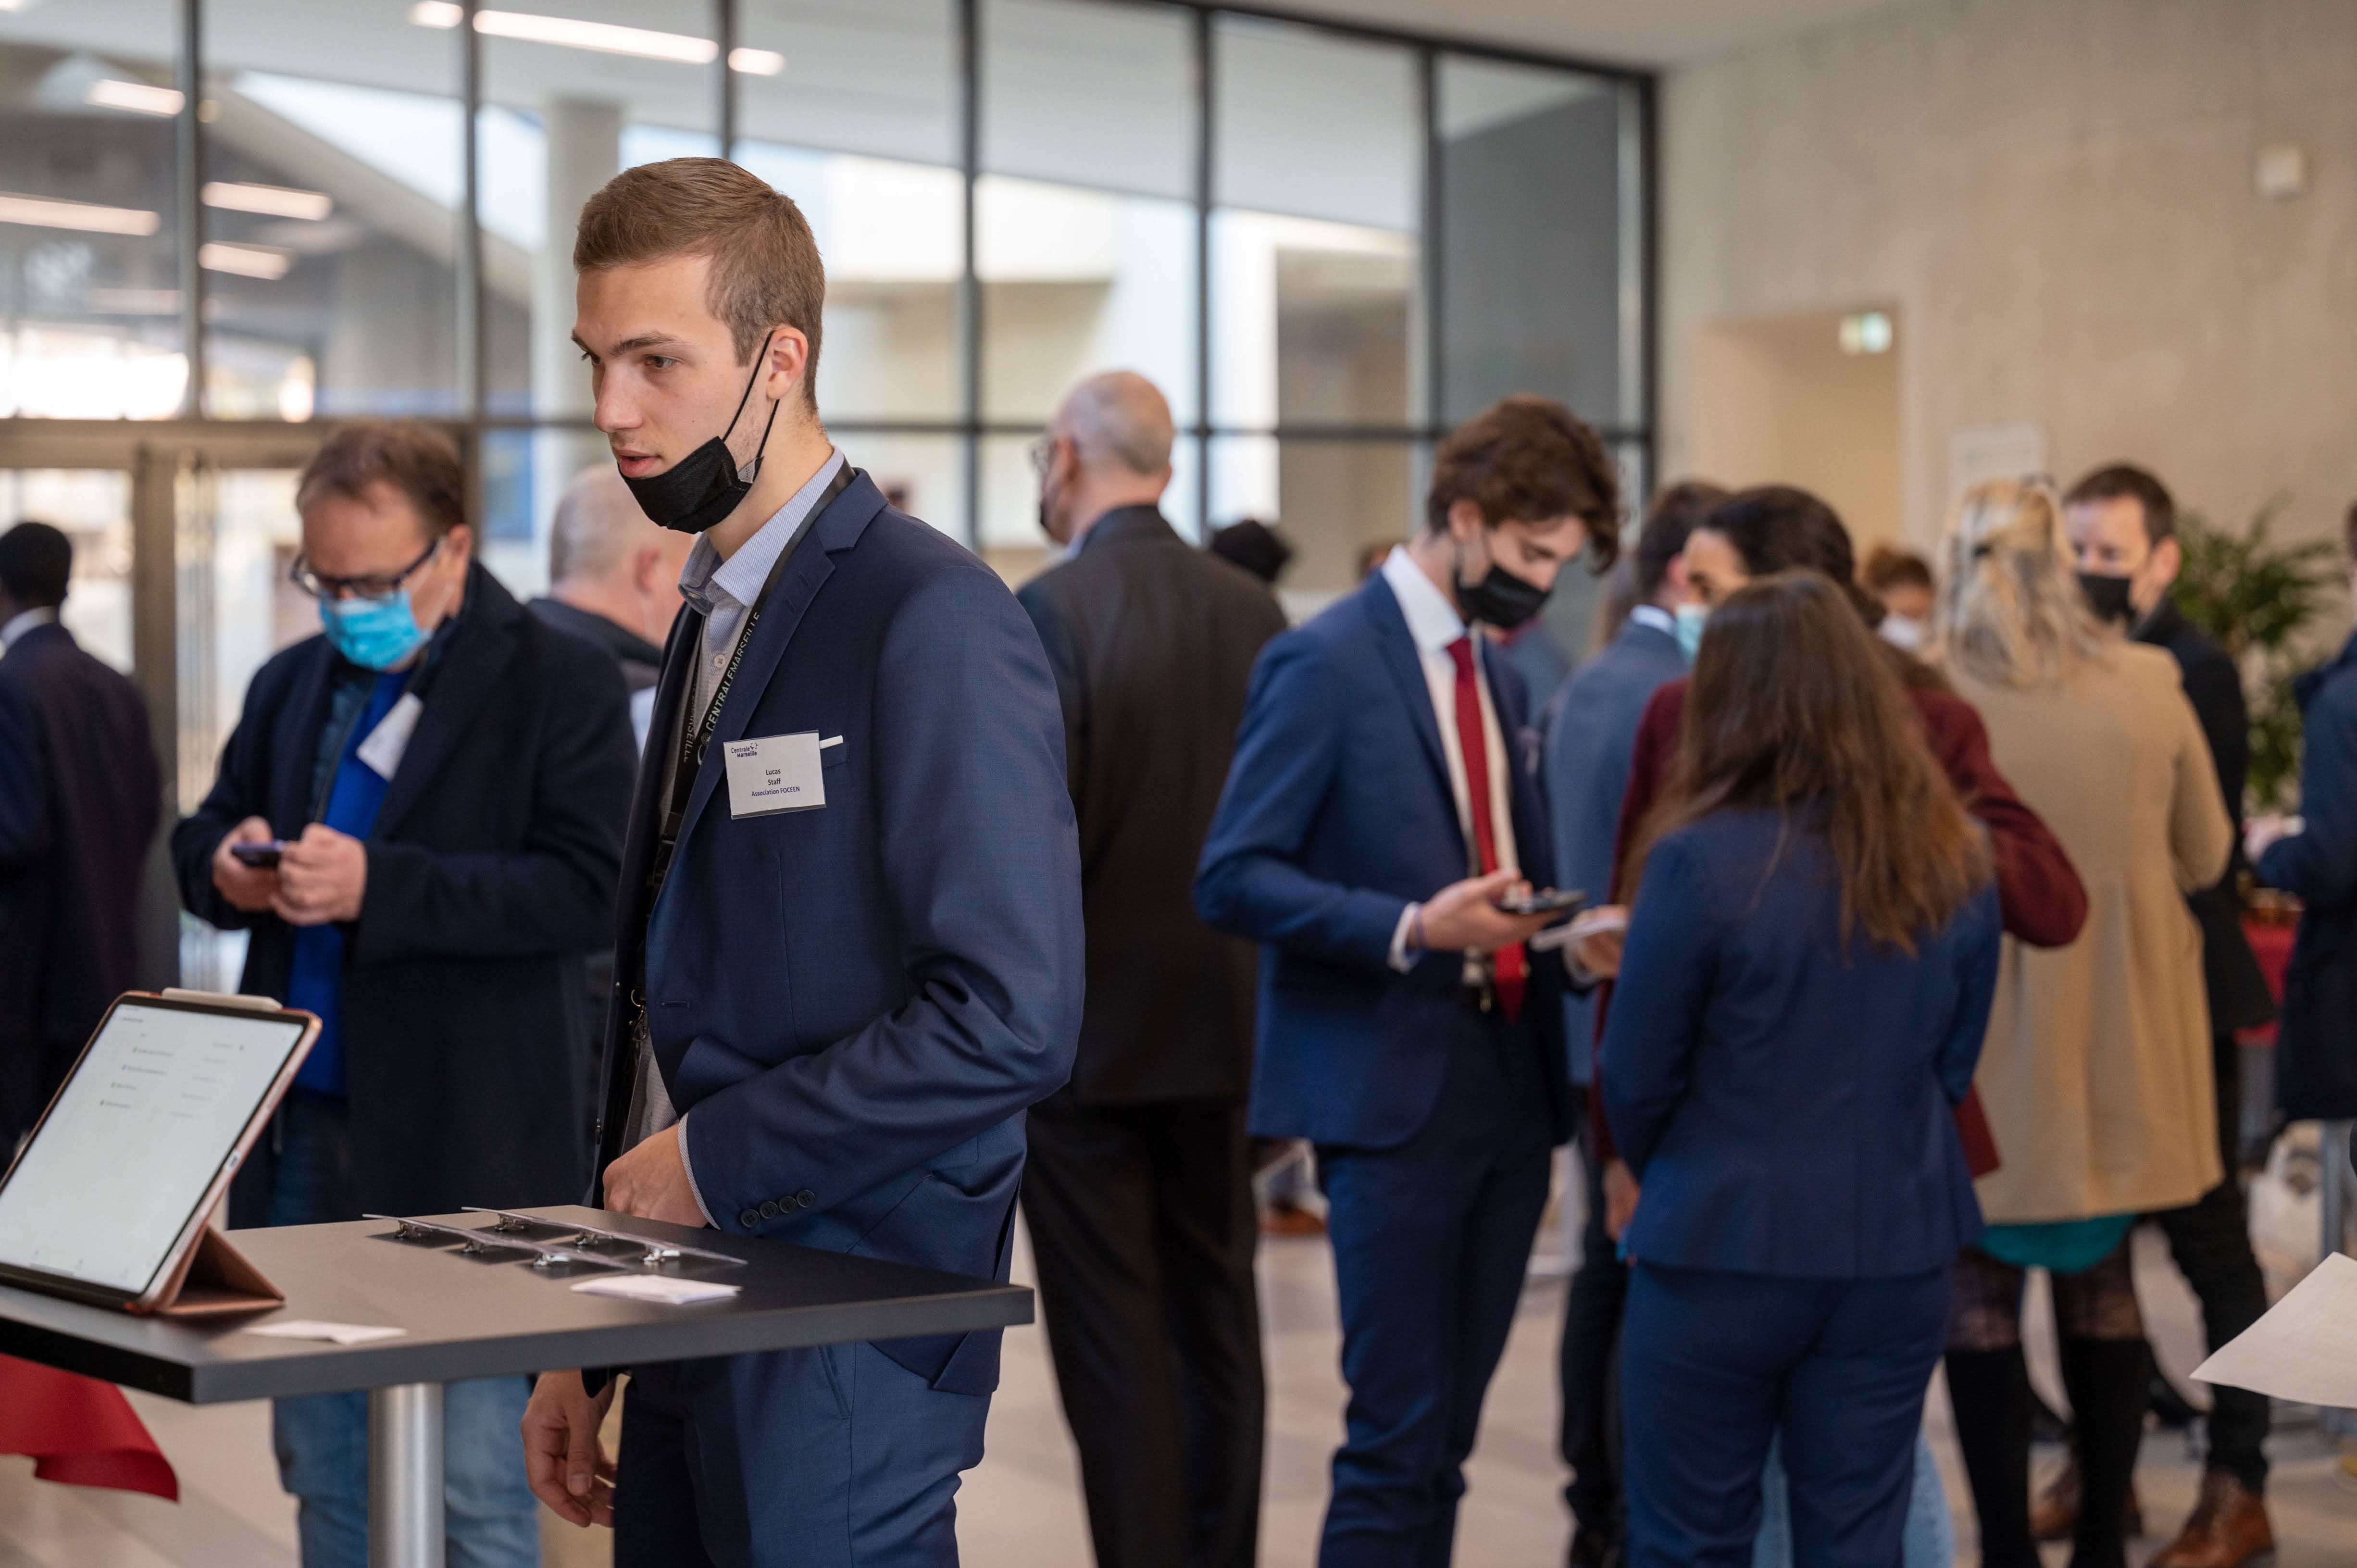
2193,1251,2357,1407
246,1319,407,1346
570,1275,741,1306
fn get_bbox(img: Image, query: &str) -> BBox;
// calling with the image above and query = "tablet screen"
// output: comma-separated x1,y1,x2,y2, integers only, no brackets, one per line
0,1000,308,1296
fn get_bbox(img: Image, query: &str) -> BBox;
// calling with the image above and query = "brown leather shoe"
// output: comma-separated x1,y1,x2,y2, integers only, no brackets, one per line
2147,1472,2275,1568
2030,1458,2144,1542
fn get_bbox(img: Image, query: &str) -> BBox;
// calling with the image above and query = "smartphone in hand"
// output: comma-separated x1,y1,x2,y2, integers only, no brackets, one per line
1494,887,1587,918
229,841,287,869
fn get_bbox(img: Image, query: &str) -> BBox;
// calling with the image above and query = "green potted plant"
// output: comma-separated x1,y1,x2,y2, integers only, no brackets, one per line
2170,498,2344,815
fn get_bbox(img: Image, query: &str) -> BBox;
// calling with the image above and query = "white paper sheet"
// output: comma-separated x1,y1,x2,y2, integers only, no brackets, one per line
569,1275,741,1306
246,1319,407,1346
2193,1251,2357,1407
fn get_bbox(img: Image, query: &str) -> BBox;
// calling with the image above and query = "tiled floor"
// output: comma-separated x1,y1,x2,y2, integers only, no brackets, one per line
6,1211,2357,1567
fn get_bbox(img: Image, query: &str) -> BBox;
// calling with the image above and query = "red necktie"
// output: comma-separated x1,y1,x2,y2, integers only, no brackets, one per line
1445,636,1524,1020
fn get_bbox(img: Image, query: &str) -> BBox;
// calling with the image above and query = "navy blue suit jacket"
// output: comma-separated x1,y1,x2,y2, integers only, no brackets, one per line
1195,573,1569,1152
1600,808,2000,1278
597,471,1084,1395
2262,633,2357,1119
1543,614,1687,1080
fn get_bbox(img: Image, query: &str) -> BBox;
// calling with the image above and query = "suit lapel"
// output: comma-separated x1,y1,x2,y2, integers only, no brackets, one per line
667,473,887,863
373,565,520,839
618,602,700,943
269,641,337,831
1363,576,1454,803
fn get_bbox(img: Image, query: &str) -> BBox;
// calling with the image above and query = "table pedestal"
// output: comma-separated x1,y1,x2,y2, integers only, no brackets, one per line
369,1381,444,1568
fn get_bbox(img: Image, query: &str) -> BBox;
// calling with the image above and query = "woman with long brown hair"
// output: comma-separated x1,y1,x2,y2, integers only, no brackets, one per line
1600,570,2000,1568
1933,479,2232,1568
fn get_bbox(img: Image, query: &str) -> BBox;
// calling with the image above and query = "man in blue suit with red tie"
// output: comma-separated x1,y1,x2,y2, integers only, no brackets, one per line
520,159,1084,1568
1197,397,1621,1568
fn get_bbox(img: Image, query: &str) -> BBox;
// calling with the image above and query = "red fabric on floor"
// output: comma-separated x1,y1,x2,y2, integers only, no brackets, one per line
0,1353,177,1500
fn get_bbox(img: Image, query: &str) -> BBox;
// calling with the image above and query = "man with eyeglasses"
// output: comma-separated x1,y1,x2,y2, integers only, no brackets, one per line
172,420,636,1568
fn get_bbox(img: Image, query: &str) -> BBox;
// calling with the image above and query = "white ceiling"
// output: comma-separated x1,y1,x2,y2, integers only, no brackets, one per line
1257,0,1937,67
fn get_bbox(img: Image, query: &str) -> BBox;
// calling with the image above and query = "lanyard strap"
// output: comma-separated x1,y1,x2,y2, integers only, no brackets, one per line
655,461,854,855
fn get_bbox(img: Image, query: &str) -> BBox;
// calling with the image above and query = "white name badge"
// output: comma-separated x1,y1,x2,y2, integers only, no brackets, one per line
355,692,424,779
723,731,828,818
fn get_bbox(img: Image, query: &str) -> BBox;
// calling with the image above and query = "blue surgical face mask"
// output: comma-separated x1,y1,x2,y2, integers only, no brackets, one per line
1673,602,1709,664
320,589,428,671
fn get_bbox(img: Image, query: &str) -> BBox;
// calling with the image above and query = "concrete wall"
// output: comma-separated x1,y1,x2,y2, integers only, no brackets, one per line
1659,0,2357,572
1690,308,1903,547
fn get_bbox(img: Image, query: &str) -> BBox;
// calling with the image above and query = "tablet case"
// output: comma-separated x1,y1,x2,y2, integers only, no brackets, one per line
134,1219,284,1319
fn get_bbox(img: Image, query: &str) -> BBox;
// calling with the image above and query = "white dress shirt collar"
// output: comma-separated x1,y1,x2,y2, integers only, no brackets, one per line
1379,544,1470,656
0,605,58,651
1627,603,1675,637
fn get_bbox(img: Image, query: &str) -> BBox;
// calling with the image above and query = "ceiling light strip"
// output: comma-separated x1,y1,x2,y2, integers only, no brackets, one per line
410,2,783,73
0,192,163,236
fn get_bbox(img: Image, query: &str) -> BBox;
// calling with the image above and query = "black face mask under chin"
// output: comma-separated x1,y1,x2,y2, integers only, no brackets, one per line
1454,539,1551,630
621,341,783,535
2076,571,2137,625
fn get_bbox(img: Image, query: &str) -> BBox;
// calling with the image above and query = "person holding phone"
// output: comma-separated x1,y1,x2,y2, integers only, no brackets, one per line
1197,396,1618,1568
174,423,636,1568
1601,569,2000,1568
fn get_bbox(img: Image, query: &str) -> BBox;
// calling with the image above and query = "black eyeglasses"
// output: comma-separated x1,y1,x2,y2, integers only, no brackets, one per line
289,536,440,601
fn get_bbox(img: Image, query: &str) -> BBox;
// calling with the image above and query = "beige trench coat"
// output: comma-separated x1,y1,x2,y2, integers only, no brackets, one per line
1949,643,2233,1225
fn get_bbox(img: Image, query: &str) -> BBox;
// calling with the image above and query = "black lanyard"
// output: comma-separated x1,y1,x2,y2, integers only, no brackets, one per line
653,462,853,867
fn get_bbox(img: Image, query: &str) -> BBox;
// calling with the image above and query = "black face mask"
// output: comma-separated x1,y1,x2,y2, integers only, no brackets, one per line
1454,541,1552,631
2076,571,2136,625
621,337,782,535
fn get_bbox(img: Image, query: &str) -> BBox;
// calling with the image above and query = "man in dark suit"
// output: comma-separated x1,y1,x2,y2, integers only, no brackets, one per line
521,159,1083,1568
2064,462,2276,1568
1198,396,1619,1568
174,421,636,1568
1017,372,1287,1568
1540,479,1723,1568
0,523,160,1154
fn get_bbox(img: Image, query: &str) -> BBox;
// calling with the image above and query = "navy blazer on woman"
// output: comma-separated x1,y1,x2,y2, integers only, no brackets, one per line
1599,807,2000,1277
1195,572,1569,1151
597,471,1084,1394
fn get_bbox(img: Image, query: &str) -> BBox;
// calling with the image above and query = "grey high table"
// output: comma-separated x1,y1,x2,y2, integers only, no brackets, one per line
0,1205,1033,1568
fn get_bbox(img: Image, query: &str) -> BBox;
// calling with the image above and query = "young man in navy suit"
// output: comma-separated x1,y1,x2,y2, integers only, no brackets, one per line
1198,397,1620,1568
520,159,1084,1568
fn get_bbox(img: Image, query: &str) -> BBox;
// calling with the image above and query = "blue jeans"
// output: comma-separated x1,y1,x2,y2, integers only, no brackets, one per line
1752,1430,1954,1568
266,1089,539,1568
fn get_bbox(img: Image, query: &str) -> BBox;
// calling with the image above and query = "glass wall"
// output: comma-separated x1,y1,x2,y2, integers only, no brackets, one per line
0,0,1652,599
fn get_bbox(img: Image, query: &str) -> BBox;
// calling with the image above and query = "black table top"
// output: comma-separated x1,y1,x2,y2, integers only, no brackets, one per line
0,1207,1031,1403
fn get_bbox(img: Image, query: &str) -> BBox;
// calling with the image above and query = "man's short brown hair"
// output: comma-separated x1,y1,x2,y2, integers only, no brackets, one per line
2063,462,2176,544
1425,396,1622,572
574,157,825,412
297,421,466,538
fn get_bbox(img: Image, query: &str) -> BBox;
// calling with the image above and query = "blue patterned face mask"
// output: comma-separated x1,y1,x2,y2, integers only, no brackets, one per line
1673,603,1709,664
320,589,428,671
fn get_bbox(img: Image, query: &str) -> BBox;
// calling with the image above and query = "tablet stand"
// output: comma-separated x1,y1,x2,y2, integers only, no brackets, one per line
135,1220,284,1319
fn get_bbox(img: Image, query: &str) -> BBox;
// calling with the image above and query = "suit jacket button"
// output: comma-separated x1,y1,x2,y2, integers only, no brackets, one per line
737,1208,761,1229
795,1190,816,1208
759,1199,782,1220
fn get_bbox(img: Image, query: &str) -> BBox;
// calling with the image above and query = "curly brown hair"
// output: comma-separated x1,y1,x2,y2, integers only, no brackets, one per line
1424,396,1621,573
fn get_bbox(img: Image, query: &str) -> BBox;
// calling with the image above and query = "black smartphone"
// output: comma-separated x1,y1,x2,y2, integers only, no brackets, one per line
229,841,287,869
1495,887,1586,917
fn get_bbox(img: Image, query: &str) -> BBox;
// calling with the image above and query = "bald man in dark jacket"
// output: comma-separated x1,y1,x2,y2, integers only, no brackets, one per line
1017,372,1287,1568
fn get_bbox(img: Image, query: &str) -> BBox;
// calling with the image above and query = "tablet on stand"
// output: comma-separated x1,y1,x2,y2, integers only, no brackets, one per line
0,990,320,1317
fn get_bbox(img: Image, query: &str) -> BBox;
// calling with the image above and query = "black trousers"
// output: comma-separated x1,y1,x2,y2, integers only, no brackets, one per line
2150,1033,2270,1491
1022,1094,1266,1568
1558,1088,1628,1545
